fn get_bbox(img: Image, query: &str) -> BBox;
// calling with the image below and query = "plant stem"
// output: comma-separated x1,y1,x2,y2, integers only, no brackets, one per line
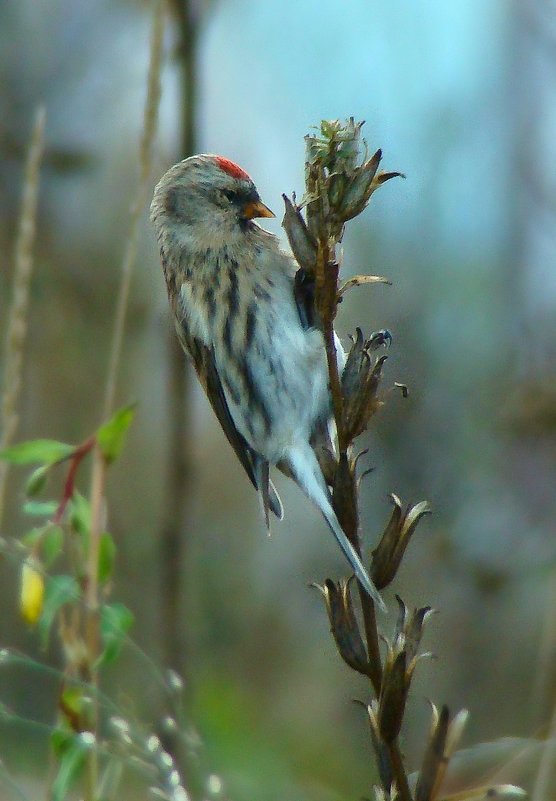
86,450,105,654
83,447,105,801
0,107,44,527
102,0,163,420
79,12,164,798
314,186,413,801
388,742,412,801
358,585,382,694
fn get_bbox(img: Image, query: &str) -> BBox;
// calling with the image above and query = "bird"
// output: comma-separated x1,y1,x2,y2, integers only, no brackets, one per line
150,153,384,610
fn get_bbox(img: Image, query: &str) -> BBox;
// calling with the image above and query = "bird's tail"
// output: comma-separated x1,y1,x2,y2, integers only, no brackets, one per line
321,502,386,612
287,446,386,612
254,458,284,533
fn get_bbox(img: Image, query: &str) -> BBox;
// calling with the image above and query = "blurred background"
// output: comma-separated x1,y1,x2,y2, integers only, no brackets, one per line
1,0,556,798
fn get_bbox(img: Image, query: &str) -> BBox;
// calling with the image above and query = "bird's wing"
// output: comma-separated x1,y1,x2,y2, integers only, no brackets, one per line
177,323,283,521
293,267,316,330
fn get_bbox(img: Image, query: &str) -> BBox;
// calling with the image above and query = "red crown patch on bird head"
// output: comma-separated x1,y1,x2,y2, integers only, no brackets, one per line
215,156,251,182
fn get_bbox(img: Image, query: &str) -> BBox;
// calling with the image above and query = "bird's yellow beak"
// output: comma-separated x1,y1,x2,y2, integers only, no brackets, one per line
242,199,275,219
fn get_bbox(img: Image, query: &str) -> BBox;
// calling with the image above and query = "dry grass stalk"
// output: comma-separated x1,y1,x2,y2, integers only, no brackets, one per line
87,0,165,616
101,0,165,420
0,106,45,526
83,6,164,794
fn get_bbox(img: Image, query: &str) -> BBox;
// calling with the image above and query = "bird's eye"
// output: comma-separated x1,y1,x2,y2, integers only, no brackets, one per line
222,189,237,203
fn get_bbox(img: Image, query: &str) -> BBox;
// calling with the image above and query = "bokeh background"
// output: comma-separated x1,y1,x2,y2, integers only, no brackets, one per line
1,0,556,798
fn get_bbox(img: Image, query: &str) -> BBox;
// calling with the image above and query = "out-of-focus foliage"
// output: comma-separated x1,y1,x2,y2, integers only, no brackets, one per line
1,1,556,800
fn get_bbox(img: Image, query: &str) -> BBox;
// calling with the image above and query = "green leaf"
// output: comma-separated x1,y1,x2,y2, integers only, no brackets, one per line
0,439,74,465
42,525,64,567
22,523,64,567
98,603,134,666
22,526,48,548
38,575,80,650
23,499,59,517
96,403,136,465
59,686,91,731
69,492,90,539
25,463,51,496
51,727,74,758
51,733,93,801
98,533,116,584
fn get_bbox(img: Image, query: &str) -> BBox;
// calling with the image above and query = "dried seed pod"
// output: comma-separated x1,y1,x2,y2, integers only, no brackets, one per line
363,701,395,791
415,704,470,801
339,149,383,221
282,194,317,273
375,597,435,745
378,651,407,742
341,328,388,442
328,171,348,209
371,495,431,590
340,153,404,222
314,578,370,676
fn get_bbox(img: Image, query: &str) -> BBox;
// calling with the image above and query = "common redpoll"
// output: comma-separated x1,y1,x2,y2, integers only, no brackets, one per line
150,154,384,609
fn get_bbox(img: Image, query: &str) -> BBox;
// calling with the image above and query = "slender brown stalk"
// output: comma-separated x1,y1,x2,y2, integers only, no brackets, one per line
298,122,413,801
81,8,164,798
86,0,164,662
325,321,412,801
102,0,164,420
0,107,45,526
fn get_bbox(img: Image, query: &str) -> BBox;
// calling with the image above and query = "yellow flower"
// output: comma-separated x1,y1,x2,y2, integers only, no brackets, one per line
20,558,44,625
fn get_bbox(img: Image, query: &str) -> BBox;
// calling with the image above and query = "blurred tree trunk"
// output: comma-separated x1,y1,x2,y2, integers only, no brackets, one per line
160,0,199,683
511,0,556,730
514,0,556,367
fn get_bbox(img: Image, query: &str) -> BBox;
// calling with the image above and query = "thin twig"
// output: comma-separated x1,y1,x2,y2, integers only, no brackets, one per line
0,107,45,527
102,0,164,420
87,0,164,652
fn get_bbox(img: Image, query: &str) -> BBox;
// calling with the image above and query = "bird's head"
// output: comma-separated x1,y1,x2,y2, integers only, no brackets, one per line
150,154,274,252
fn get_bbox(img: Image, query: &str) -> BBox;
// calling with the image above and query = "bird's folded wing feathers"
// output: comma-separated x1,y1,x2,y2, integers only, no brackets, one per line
293,267,316,330
179,327,282,521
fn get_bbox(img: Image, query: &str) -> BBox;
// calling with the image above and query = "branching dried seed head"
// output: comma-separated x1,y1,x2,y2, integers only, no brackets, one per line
300,119,403,241
286,118,423,801
377,597,434,743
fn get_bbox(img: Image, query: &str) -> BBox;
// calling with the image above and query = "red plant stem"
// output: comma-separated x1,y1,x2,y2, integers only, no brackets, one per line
53,437,95,524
